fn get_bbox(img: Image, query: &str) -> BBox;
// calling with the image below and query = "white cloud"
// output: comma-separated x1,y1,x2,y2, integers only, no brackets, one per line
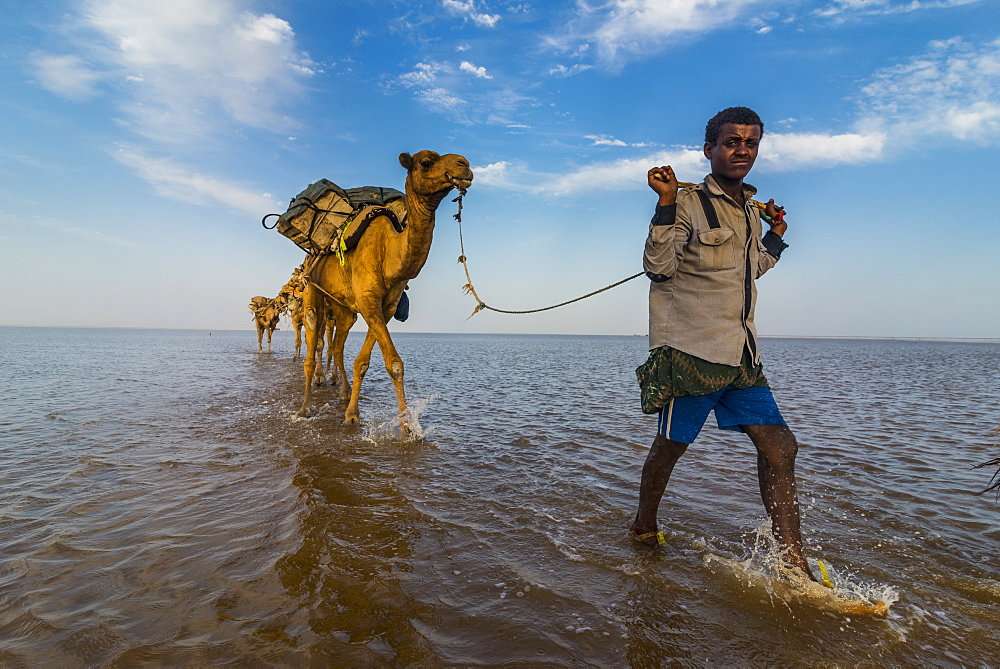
503,35,998,197
756,132,887,169
442,0,501,28
472,160,518,188
400,62,441,87
56,0,316,144
586,0,767,64
858,36,1000,144
571,0,982,67
416,87,467,112
478,129,888,196
460,61,493,79
114,146,282,215
538,149,709,195
589,135,627,147
548,63,594,77
586,134,654,148
30,53,101,101
815,0,980,18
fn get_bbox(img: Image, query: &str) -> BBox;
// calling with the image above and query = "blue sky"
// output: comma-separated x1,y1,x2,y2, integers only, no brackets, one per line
1,0,997,337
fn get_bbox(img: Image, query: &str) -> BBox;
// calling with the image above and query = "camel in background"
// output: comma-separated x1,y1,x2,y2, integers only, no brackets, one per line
298,150,473,430
280,265,340,387
249,295,286,352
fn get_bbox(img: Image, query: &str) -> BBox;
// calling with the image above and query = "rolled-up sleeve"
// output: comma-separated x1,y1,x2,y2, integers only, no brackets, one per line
643,204,686,281
754,230,787,277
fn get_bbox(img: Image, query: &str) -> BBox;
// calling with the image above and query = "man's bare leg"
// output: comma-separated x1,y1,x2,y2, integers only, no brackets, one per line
631,434,689,545
742,424,816,580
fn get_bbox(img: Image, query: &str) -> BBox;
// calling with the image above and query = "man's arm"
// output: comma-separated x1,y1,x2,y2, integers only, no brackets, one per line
755,198,789,278
643,166,684,282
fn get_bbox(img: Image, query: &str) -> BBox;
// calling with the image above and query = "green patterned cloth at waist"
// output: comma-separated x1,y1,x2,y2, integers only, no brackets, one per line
635,346,769,414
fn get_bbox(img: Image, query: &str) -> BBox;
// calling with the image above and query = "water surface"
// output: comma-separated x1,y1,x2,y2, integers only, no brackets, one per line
1,328,998,665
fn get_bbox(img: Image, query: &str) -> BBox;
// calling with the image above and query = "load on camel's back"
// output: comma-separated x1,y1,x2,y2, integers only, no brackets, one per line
264,150,473,432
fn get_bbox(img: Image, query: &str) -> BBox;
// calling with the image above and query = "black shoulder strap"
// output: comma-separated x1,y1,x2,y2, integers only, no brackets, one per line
694,189,722,230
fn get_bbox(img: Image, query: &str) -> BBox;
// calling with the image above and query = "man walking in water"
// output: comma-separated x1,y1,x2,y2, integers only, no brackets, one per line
632,106,815,580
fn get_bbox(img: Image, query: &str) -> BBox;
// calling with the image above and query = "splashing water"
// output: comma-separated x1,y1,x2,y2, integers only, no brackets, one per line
361,394,439,444
706,521,898,616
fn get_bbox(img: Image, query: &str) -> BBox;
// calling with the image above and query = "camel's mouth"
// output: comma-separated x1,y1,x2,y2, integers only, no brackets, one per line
446,172,473,194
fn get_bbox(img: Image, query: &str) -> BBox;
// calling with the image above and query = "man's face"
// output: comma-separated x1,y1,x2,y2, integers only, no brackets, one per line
704,123,762,182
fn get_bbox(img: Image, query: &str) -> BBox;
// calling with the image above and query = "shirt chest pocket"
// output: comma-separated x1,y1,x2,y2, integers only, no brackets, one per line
694,228,738,271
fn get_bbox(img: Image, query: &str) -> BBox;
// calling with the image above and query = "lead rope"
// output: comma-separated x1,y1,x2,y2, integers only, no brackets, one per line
453,192,643,319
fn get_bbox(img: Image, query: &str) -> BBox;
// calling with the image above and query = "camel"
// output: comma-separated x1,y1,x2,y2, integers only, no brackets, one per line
250,294,287,352
276,266,339,387
297,150,473,429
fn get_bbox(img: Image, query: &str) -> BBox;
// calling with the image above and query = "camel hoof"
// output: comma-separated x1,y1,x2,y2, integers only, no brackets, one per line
344,414,360,425
297,408,311,418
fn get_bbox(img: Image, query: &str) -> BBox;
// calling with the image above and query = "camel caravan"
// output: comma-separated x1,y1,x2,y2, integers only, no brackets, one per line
252,150,473,431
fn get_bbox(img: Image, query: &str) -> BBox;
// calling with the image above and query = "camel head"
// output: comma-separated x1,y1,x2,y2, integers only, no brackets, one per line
399,151,473,203
249,295,269,313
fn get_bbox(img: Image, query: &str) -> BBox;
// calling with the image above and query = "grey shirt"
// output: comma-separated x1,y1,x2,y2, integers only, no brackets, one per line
643,174,788,366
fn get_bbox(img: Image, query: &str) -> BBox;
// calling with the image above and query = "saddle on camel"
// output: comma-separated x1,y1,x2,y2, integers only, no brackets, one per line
264,150,473,430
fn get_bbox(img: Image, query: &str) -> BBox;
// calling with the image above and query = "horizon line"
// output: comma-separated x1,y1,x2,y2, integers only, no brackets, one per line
1,325,997,342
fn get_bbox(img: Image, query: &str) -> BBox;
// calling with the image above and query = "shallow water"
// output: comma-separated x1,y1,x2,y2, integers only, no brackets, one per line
1,327,998,665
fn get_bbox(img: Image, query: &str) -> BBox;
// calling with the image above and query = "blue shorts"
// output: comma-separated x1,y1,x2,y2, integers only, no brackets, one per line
656,386,786,444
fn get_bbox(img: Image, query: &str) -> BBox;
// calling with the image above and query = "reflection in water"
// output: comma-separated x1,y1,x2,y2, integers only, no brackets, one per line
276,434,433,664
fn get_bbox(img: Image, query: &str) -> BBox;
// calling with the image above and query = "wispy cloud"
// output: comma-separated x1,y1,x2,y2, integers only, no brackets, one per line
30,53,101,101
416,87,468,113
581,0,768,65
548,63,594,77
566,0,983,67
34,0,316,145
442,0,501,28
815,0,981,18
857,36,1000,144
477,131,885,195
400,62,441,87
114,146,282,215
586,134,654,148
398,60,532,124
27,216,149,250
483,34,996,195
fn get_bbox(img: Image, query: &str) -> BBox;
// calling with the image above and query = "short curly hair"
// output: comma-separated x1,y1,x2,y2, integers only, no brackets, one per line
705,107,764,145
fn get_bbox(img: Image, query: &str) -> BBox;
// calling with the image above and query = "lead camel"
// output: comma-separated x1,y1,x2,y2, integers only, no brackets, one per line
297,150,473,430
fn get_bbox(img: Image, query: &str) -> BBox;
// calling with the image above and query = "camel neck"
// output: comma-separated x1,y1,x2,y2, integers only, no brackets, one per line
393,185,445,278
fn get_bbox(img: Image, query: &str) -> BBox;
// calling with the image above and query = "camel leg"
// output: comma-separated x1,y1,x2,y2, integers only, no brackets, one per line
351,313,409,432
313,325,326,386
256,322,264,351
345,329,378,425
330,305,358,399
293,321,302,360
297,287,327,417
324,319,335,383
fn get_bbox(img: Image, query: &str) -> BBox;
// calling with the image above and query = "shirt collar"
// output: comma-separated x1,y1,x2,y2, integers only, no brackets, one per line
704,174,757,199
